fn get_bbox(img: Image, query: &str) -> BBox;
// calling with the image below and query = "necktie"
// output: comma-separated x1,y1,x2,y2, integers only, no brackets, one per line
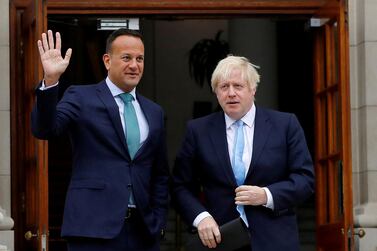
232,120,248,226
119,93,140,159
119,93,140,207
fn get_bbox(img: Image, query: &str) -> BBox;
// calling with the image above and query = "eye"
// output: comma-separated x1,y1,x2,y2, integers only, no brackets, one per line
219,84,229,91
234,84,244,90
121,55,132,62
136,56,144,63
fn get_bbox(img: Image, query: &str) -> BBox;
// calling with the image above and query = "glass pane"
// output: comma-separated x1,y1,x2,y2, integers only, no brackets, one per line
333,91,341,152
321,29,327,89
337,159,344,217
325,159,344,223
320,96,328,157
320,161,330,223
332,22,339,85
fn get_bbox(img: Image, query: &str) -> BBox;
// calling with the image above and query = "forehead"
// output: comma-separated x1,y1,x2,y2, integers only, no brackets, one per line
220,68,244,83
111,35,144,53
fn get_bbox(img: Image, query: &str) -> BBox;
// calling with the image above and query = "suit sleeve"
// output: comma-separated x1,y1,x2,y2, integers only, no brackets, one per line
31,83,81,139
150,110,170,232
267,114,315,211
172,122,207,225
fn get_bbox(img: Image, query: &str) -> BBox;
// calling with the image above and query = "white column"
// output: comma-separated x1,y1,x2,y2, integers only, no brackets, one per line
350,0,377,249
0,1,14,250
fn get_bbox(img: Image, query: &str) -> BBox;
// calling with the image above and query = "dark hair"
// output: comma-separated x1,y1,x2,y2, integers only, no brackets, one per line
105,28,143,53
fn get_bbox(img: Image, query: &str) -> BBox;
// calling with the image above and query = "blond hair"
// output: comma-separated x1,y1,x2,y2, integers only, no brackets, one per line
211,55,260,92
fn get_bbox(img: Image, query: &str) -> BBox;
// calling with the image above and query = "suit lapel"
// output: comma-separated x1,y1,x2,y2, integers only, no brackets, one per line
133,93,154,159
209,112,237,186
96,81,129,157
247,107,271,178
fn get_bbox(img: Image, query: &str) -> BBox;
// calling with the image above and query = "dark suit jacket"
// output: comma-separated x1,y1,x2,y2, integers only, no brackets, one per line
172,107,314,251
31,80,169,240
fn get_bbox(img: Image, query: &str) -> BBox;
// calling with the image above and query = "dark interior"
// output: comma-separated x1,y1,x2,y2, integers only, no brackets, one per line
47,15,315,251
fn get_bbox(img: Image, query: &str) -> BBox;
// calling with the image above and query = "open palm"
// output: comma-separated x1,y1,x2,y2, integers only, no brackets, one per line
37,30,72,86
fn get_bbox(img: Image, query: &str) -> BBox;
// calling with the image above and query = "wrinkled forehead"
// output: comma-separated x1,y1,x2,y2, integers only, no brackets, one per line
217,66,248,84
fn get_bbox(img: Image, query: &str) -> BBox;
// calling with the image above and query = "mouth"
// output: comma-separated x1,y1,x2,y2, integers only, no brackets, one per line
227,101,239,105
125,72,139,78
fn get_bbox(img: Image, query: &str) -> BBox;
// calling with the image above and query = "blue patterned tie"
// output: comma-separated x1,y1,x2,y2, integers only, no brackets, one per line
232,120,248,226
119,93,140,207
119,93,140,159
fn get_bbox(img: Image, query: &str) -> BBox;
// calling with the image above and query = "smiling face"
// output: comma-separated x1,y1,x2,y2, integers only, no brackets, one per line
103,35,144,92
215,68,256,120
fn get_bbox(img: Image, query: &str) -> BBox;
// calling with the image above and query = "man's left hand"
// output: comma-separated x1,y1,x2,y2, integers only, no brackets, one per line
235,185,267,206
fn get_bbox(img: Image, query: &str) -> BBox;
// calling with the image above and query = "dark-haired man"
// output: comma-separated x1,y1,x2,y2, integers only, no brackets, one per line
32,29,169,251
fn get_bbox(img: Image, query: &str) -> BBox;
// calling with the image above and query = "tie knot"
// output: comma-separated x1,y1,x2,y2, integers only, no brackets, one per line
119,93,134,103
236,120,244,127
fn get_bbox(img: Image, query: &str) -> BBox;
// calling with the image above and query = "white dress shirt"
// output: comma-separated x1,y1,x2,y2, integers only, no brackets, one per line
193,104,274,227
105,77,149,145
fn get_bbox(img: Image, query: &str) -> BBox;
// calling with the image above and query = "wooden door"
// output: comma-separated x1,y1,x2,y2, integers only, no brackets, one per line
313,0,353,250
10,0,48,250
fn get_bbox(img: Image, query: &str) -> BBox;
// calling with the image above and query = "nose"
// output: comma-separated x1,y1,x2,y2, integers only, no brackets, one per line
228,86,236,96
128,58,138,69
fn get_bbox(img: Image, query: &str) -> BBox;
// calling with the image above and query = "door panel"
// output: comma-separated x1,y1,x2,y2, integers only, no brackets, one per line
11,0,48,250
313,1,353,250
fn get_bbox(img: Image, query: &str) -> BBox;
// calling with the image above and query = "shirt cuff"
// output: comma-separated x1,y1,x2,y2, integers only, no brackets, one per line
262,187,274,210
193,211,212,228
40,80,59,90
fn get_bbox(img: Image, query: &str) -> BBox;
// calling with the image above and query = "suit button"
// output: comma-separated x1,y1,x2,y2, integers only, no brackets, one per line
127,184,132,188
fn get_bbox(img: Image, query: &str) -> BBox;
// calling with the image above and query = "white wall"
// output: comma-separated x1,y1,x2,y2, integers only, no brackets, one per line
0,0,14,250
350,0,377,249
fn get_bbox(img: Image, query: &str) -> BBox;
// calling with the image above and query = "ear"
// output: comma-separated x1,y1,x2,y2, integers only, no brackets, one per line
251,87,256,96
103,54,111,70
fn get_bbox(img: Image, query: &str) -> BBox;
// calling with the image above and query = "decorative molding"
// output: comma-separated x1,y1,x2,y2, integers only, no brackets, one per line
0,244,8,251
354,203,377,227
0,207,14,230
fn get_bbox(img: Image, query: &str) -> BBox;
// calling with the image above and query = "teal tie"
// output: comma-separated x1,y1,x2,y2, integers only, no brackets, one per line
119,93,140,207
119,93,140,159
232,120,248,226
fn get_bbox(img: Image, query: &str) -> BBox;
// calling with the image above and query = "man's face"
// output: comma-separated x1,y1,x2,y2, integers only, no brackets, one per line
215,68,256,120
103,35,144,92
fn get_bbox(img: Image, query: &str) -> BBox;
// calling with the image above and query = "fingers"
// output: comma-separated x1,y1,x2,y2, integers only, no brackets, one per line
64,48,73,63
37,40,44,57
41,32,49,52
213,225,221,244
40,30,60,52
197,216,221,248
235,185,267,206
48,30,55,50
55,31,61,50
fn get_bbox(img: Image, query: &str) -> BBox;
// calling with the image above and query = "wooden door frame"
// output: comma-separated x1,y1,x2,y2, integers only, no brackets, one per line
10,0,48,250
10,0,350,250
313,1,353,250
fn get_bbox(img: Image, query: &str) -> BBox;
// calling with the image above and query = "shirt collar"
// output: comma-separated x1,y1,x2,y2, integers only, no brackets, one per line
105,76,137,100
224,104,256,129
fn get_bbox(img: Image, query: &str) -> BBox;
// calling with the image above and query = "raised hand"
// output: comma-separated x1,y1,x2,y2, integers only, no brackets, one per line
37,30,72,86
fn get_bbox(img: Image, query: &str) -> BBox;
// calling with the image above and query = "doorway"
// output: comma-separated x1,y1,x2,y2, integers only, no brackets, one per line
45,15,315,251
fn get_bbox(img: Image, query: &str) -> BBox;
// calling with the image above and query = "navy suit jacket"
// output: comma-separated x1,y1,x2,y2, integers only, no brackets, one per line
173,107,314,251
31,80,169,240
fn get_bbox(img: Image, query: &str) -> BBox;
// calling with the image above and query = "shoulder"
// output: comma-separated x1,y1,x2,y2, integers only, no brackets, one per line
64,81,103,94
187,112,223,128
256,106,302,131
257,106,295,122
137,93,164,113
